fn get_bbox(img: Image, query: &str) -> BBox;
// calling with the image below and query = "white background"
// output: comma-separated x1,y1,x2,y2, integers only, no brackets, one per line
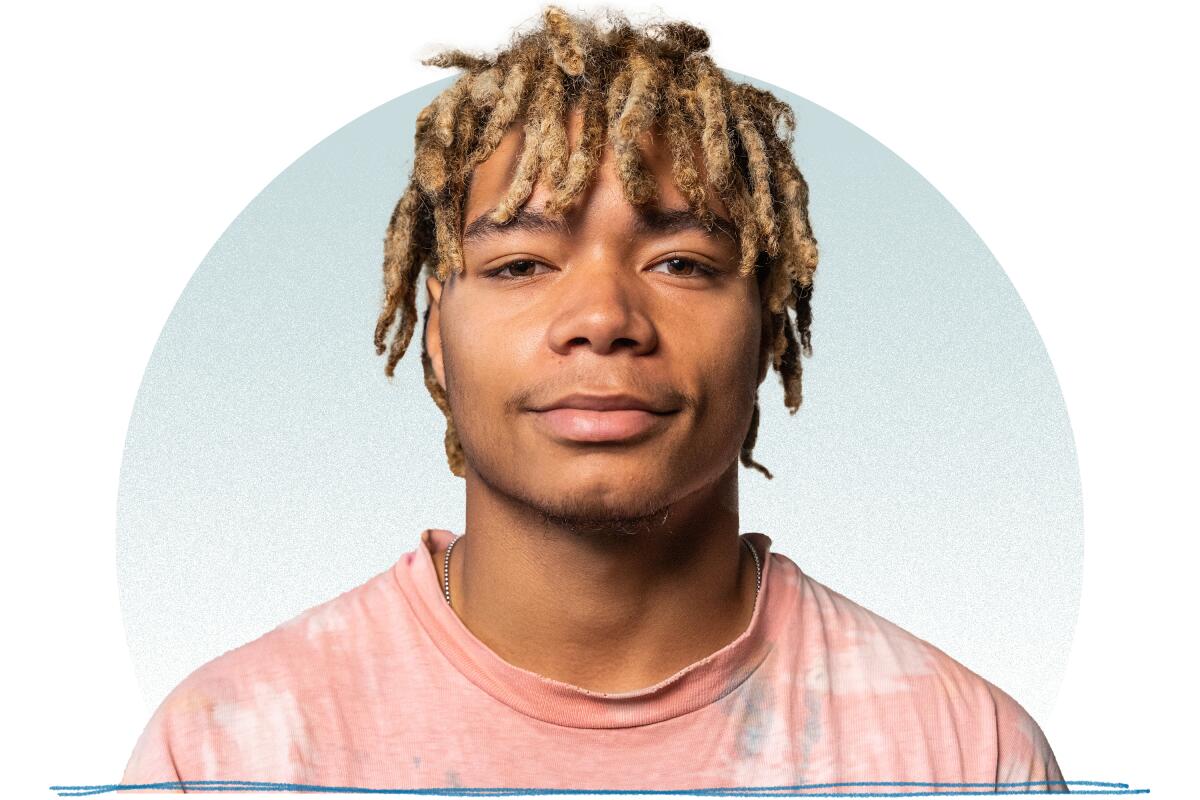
3,1,1196,797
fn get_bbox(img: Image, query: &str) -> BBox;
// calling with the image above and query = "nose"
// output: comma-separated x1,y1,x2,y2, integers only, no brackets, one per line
546,266,659,357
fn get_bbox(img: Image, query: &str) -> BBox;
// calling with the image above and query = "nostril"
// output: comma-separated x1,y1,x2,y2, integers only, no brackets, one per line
566,336,641,351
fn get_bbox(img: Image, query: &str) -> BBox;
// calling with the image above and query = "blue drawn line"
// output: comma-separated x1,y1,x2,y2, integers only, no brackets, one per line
47,779,1149,797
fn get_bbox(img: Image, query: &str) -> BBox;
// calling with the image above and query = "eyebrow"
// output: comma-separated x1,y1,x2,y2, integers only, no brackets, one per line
461,205,737,246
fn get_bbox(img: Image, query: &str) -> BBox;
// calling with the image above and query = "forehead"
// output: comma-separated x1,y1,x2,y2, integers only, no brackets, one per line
462,106,732,231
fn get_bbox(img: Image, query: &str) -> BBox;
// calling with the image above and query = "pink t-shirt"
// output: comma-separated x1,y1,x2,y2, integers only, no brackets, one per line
122,530,1063,792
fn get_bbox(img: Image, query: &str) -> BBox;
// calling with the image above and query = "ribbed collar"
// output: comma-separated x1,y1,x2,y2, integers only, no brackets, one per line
392,529,793,729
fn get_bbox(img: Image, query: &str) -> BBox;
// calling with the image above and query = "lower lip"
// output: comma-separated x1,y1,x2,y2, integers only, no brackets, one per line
532,408,673,443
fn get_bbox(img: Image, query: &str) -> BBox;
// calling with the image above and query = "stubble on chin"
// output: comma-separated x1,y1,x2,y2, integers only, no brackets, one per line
537,500,673,538
469,450,676,538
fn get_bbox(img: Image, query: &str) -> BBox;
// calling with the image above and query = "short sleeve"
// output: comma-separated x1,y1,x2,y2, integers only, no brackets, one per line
991,684,1067,793
119,666,238,789
121,694,184,790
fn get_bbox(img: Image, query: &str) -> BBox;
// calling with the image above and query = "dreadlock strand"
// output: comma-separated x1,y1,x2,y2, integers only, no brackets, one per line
375,185,421,354
489,55,571,223
694,60,733,193
384,263,421,378
433,76,472,148
450,98,480,178
383,202,432,378
422,49,491,71
735,212,760,276
761,141,815,410
793,283,814,356
731,87,778,258
537,70,571,205
663,81,707,219
544,5,587,76
739,400,773,479
469,67,503,110
433,201,462,279
762,124,818,367
490,114,545,224
764,246,795,316
717,164,760,276
769,96,796,146
380,191,436,381
547,83,605,215
612,50,661,205
384,283,418,378
777,317,804,412
769,312,788,372
412,130,448,197
604,62,633,129
769,132,818,282
466,63,531,175
647,21,710,57
442,109,481,276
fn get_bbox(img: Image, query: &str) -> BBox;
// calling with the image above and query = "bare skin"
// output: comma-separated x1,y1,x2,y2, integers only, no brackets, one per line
423,109,774,693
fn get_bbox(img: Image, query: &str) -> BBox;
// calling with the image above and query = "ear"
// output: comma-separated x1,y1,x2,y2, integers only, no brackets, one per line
424,275,447,390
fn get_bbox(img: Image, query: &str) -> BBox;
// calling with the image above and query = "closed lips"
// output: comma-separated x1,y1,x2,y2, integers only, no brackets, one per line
535,394,678,413
530,395,679,442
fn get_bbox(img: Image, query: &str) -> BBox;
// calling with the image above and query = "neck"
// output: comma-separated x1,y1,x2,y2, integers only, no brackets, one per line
439,461,758,693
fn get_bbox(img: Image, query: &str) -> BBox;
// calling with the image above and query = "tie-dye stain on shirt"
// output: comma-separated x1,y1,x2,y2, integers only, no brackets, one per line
122,530,1063,792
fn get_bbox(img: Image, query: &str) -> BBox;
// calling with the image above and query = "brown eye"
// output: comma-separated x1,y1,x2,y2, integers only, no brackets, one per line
649,257,713,277
490,260,548,279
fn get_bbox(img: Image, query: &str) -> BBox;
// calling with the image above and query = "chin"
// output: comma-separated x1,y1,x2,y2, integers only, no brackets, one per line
512,472,680,536
538,495,672,536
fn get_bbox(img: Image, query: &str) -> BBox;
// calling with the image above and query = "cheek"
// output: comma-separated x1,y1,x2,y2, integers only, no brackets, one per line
438,306,536,437
441,317,493,405
665,299,763,462
684,300,762,394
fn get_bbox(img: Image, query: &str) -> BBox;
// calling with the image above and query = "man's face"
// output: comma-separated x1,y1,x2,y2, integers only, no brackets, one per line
426,109,770,526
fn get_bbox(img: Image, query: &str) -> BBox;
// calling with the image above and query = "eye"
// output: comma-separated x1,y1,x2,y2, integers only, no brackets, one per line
486,259,551,279
648,257,716,278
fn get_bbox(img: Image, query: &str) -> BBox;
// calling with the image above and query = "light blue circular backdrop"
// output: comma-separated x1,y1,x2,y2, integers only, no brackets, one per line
117,74,1083,721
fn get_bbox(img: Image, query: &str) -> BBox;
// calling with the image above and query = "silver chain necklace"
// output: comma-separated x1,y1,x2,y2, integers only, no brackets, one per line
442,535,762,605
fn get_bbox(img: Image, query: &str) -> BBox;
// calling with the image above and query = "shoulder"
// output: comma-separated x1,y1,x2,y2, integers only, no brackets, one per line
122,565,405,784
769,553,1063,786
191,562,404,693
770,553,964,691
774,553,1000,698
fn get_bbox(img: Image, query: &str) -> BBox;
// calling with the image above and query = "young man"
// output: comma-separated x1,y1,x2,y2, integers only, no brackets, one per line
122,7,1063,792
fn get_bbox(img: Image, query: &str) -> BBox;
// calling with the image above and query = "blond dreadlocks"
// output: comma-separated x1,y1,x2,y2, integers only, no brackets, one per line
374,6,819,479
